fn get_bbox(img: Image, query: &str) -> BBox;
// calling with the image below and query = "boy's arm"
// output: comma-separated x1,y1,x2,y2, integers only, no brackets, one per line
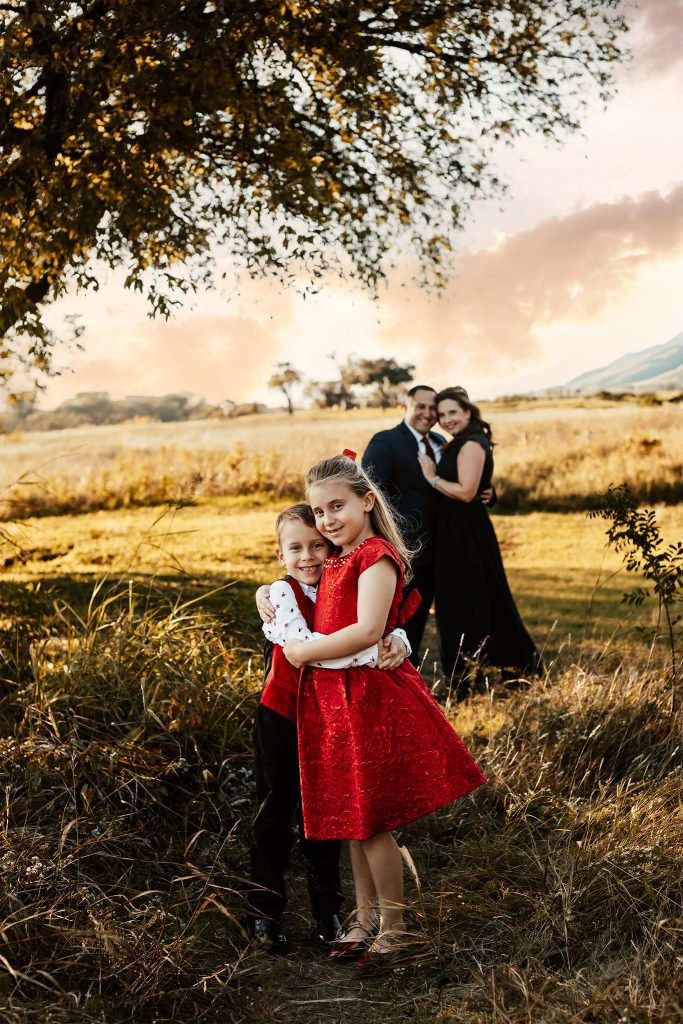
284,559,397,666
262,580,314,646
262,580,409,668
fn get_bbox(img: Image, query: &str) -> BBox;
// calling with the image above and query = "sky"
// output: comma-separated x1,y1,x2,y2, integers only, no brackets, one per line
41,0,683,408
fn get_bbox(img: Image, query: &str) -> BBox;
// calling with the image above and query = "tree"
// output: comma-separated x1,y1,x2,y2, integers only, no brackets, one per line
326,351,358,410
268,361,302,415
305,356,413,408
305,378,356,410
343,357,415,407
0,1,627,391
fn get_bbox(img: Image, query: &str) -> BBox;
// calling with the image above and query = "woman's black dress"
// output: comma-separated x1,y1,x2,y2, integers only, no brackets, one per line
434,433,540,683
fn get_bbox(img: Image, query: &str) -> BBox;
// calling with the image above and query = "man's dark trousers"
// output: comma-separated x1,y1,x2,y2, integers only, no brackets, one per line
248,703,343,921
404,556,435,667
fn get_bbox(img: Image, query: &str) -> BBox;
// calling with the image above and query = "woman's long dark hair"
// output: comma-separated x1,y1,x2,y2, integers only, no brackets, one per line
435,388,494,450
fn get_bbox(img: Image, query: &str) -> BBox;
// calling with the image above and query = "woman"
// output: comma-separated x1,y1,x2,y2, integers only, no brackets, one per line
418,387,540,693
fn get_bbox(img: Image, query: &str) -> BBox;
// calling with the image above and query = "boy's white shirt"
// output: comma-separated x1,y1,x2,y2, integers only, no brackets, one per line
263,578,411,669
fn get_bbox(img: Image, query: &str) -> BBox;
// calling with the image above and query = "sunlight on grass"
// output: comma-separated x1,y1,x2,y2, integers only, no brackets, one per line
0,408,681,1023
2,402,682,518
5,501,681,668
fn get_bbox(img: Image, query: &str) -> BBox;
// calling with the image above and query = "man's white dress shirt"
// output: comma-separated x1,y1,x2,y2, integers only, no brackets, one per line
404,419,443,465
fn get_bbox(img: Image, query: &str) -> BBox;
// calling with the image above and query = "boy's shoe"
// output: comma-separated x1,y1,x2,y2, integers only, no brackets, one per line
246,916,290,956
315,913,343,949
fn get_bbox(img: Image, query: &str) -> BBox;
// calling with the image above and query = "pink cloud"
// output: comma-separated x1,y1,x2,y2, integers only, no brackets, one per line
49,292,297,406
632,0,683,78
378,183,683,383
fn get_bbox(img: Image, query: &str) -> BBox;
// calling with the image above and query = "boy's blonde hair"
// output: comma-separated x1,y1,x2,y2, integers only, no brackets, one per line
275,502,321,545
304,455,414,581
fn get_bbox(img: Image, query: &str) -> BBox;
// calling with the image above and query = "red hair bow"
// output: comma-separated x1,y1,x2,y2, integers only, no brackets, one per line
342,448,357,461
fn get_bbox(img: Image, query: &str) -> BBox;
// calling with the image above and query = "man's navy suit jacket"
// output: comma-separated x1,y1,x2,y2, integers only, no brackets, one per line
362,421,445,571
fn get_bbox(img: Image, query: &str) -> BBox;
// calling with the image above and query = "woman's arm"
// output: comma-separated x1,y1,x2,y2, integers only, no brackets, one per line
418,440,486,503
283,558,397,667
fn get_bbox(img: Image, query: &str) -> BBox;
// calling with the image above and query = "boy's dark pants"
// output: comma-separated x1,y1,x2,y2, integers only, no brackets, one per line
248,703,343,922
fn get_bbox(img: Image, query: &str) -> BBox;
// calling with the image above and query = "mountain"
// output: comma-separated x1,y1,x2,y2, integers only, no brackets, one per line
564,332,683,393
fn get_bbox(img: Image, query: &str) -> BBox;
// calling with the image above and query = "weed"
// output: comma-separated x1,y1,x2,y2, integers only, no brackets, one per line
589,484,683,706
0,580,260,1022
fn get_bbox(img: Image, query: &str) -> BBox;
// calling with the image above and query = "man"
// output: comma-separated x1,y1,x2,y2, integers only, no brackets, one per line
362,384,490,667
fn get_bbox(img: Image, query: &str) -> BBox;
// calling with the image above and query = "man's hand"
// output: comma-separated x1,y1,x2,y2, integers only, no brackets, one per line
283,639,307,667
417,451,437,483
377,634,408,670
480,487,493,505
255,585,275,623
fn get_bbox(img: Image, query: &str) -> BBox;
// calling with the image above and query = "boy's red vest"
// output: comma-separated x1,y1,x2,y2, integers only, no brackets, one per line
260,578,316,723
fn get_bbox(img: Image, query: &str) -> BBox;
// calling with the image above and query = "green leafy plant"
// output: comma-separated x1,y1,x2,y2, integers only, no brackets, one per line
589,483,682,706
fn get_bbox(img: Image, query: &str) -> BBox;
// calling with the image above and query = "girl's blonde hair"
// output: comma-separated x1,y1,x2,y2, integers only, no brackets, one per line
304,455,414,581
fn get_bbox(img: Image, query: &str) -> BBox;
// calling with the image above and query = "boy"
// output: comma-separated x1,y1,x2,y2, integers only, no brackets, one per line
246,503,409,954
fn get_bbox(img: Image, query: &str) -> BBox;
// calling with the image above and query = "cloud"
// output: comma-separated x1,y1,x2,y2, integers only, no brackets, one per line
119,311,290,402
632,0,683,78
48,286,297,405
378,183,683,384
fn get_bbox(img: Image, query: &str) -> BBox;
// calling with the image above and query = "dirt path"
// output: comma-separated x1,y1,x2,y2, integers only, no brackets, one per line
237,848,432,1024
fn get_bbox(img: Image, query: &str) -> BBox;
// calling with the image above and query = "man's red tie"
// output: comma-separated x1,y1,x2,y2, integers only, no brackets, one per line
422,435,437,462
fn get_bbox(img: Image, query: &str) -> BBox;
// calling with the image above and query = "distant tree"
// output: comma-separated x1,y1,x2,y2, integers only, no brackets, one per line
59,390,116,424
345,357,415,407
0,390,37,431
216,399,236,418
268,362,302,415
305,379,355,410
230,402,267,418
2,389,237,431
0,1,627,392
327,352,357,409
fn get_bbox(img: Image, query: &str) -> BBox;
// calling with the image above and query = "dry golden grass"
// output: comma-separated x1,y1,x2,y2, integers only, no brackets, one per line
3,499,682,671
1,401,681,518
0,570,680,1023
1,402,681,1022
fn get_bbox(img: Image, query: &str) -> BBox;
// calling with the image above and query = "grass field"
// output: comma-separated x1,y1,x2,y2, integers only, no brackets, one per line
0,403,681,1023
2,400,682,518
3,498,683,670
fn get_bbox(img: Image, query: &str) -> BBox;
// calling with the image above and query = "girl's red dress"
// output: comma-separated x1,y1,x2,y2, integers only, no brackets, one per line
297,536,486,840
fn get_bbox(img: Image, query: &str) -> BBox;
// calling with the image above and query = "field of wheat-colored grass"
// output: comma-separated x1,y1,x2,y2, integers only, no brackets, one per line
2,402,681,518
3,499,682,673
1,398,681,1022
1,506,680,1023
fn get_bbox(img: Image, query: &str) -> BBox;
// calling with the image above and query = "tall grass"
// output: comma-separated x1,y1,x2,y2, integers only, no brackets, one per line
1,570,681,1021
2,404,682,519
0,583,260,1022
413,662,682,1022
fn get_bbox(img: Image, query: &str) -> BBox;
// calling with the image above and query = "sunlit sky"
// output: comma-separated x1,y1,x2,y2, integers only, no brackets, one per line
42,0,683,408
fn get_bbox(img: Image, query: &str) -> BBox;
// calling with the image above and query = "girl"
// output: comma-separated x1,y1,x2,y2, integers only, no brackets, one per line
282,454,486,968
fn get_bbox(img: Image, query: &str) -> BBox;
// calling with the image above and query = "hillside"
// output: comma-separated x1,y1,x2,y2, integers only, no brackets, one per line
565,331,683,392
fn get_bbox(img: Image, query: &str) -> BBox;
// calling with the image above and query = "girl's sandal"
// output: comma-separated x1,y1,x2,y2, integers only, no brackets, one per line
356,931,427,973
329,919,377,961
